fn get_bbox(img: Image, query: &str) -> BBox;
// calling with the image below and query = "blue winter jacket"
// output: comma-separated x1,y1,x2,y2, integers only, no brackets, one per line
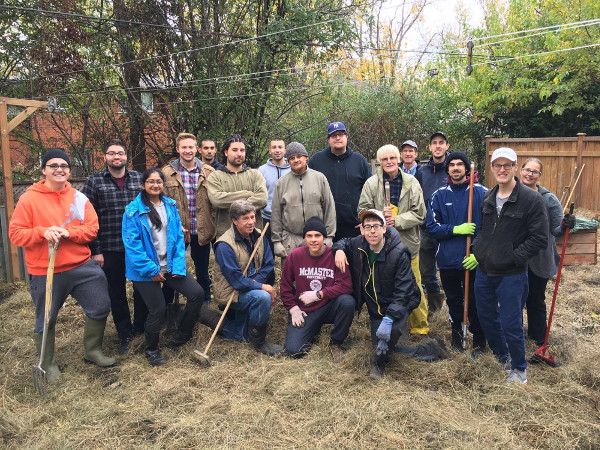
426,177,487,270
122,193,186,281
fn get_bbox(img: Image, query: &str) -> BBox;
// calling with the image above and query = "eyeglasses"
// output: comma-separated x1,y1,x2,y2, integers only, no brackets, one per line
145,179,164,185
363,224,383,231
46,164,70,170
521,168,541,176
106,151,126,157
492,163,514,171
329,132,346,139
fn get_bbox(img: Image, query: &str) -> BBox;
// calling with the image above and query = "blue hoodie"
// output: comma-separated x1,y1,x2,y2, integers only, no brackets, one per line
258,158,291,220
122,193,186,281
425,174,487,270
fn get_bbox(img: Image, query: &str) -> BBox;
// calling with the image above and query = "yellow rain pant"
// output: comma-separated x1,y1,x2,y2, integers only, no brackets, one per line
407,255,429,334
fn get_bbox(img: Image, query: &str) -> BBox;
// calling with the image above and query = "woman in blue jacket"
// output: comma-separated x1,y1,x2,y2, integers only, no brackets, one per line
123,168,203,366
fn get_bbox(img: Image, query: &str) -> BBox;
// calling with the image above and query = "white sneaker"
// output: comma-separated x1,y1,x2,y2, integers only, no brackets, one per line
506,368,527,384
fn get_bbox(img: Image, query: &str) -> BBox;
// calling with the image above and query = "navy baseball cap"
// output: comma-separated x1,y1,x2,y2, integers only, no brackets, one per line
327,122,347,137
429,132,448,142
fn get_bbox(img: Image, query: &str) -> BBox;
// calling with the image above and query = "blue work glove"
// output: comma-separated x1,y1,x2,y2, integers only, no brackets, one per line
462,254,478,270
376,316,394,342
376,339,388,355
453,223,476,235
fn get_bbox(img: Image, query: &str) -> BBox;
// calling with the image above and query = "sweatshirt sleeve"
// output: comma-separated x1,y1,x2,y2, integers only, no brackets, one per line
8,196,46,248
206,172,253,209
270,180,284,243
321,257,353,300
246,171,268,209
279,252,298,311
81,176,101,255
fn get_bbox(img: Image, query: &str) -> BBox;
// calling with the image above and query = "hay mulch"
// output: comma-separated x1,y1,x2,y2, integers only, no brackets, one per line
1,216,599,449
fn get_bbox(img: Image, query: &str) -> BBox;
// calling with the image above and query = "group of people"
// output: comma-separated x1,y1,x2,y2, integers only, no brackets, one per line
9,122,574,384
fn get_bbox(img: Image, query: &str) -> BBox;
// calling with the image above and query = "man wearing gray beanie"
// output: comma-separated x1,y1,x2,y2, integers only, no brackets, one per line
270,142,336,260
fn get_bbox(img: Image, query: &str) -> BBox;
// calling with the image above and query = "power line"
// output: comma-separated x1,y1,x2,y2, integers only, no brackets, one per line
0,4,245,37
471,42,600,67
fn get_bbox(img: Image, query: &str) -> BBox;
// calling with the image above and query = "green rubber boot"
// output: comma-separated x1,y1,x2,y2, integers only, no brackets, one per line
32,328,61,384
83,317,116,367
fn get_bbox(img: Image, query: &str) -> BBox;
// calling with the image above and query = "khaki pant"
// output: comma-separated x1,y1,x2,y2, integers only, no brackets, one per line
407,255,430,335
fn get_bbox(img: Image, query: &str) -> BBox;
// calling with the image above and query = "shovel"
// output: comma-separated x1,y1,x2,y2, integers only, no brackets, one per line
32,240,59,395
193,223,269,366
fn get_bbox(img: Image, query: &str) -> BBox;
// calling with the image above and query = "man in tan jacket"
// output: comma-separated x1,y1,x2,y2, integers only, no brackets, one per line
162,132,215,304
207,134,268,239
358,144,429,337
270,142,336,259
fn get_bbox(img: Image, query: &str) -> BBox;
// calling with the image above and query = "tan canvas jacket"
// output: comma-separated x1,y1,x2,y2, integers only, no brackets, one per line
162,158,216,246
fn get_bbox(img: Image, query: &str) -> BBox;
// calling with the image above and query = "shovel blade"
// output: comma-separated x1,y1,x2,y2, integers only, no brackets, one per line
32,365,48,395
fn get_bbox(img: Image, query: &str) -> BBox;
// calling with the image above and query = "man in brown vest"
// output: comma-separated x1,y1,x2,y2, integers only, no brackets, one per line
212,200,283,355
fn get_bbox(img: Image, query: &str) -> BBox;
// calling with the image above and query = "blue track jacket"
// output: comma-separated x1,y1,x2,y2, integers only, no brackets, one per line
426,177,487,270
123,193,186,281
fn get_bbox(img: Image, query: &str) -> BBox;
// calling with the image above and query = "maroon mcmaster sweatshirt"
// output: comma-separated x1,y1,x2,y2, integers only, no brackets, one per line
280,245,353,313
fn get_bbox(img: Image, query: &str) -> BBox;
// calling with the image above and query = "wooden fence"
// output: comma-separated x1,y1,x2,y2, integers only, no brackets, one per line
485,133,600,211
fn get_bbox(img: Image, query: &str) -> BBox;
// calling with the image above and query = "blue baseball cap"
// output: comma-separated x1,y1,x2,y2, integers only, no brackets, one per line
327,122,347,137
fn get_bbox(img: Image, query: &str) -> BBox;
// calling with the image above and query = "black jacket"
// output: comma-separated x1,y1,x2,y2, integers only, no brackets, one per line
308,146,371,232
415,153,450,204
472,177,548,276
332,227,421,321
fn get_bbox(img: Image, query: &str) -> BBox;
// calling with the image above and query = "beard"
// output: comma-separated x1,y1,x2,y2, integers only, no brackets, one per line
107,160,126,170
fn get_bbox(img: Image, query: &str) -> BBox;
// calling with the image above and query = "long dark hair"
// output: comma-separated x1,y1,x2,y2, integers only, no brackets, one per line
140,168,166,230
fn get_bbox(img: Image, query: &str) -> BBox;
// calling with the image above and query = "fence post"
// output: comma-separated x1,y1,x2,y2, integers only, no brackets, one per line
576,133,586,207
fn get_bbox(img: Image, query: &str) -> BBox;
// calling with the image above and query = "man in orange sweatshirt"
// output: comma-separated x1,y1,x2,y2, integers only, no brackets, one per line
9,149,116,384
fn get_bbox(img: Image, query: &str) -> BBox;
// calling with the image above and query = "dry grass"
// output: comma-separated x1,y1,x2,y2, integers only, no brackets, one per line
1,221,599,449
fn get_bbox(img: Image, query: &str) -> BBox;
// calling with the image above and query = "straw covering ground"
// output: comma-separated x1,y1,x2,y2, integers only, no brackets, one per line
1,212,599,449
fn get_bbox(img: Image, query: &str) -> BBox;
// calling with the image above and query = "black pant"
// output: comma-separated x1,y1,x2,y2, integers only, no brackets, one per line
134,273,204,334
369,314,408,367
439,268,485,342
103,251,148,339
163,234,210,304
526,268,549,345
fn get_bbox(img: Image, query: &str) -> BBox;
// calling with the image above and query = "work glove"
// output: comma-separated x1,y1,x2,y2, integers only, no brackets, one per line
289,306,307,328
462,254,478,270
324,237,333,248
376,316,394,342
299,290,319,306
376,339,388,355
273,242,287,258
561,214,576,230
453,223,476,235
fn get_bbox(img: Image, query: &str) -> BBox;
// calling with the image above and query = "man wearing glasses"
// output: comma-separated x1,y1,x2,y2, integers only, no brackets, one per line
333,209,422,379
82,139,147,354
470,148,548,383
10,149,116,383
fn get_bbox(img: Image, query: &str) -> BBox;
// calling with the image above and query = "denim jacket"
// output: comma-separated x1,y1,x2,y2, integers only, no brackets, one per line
122,193,186,281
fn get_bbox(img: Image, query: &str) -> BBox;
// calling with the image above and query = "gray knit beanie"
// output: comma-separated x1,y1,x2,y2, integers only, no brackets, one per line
285,142,308,159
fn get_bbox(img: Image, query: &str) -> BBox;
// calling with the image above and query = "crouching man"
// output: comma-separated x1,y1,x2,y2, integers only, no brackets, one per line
280,216,354,361
9,149,116,384
333,209,421,379
212,200,283,355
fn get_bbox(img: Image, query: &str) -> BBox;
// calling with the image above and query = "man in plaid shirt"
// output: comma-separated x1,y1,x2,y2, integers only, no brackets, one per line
82,139,146,354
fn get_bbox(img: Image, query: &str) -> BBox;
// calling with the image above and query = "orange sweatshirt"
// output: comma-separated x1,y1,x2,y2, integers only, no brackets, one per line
9,181,99,275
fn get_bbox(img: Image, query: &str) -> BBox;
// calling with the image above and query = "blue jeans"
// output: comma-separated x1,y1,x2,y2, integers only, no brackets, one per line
475,268,528,370
221,289,272,341
419,229,440,294
284,294,355,356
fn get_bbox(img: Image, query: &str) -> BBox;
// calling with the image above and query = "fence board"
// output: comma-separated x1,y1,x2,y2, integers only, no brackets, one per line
485,134,600,211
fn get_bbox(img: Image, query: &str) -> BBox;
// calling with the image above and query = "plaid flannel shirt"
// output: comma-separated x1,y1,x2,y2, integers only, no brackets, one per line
178,162,200,235
82,168,142,254
383,170,402,207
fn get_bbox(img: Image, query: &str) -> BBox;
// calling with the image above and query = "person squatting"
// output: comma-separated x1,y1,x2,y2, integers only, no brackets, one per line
10,125,575,385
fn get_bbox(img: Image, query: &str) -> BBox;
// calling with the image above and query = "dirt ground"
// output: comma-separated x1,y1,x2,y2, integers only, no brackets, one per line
0,221,599,449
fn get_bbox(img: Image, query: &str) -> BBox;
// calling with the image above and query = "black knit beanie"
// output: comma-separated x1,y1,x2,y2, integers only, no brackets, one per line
42,148,71,166
445,151,469,174
303,216,327,238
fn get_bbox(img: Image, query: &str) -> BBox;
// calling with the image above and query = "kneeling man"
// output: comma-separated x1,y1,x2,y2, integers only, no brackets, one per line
333,209,421,378
280,216,354,361
213,200,283,355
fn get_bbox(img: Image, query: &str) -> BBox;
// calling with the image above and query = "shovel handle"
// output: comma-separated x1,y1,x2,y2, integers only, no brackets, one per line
39,240,59,367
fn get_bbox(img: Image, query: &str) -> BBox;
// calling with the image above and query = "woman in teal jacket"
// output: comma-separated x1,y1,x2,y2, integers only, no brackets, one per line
123,168,203,366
